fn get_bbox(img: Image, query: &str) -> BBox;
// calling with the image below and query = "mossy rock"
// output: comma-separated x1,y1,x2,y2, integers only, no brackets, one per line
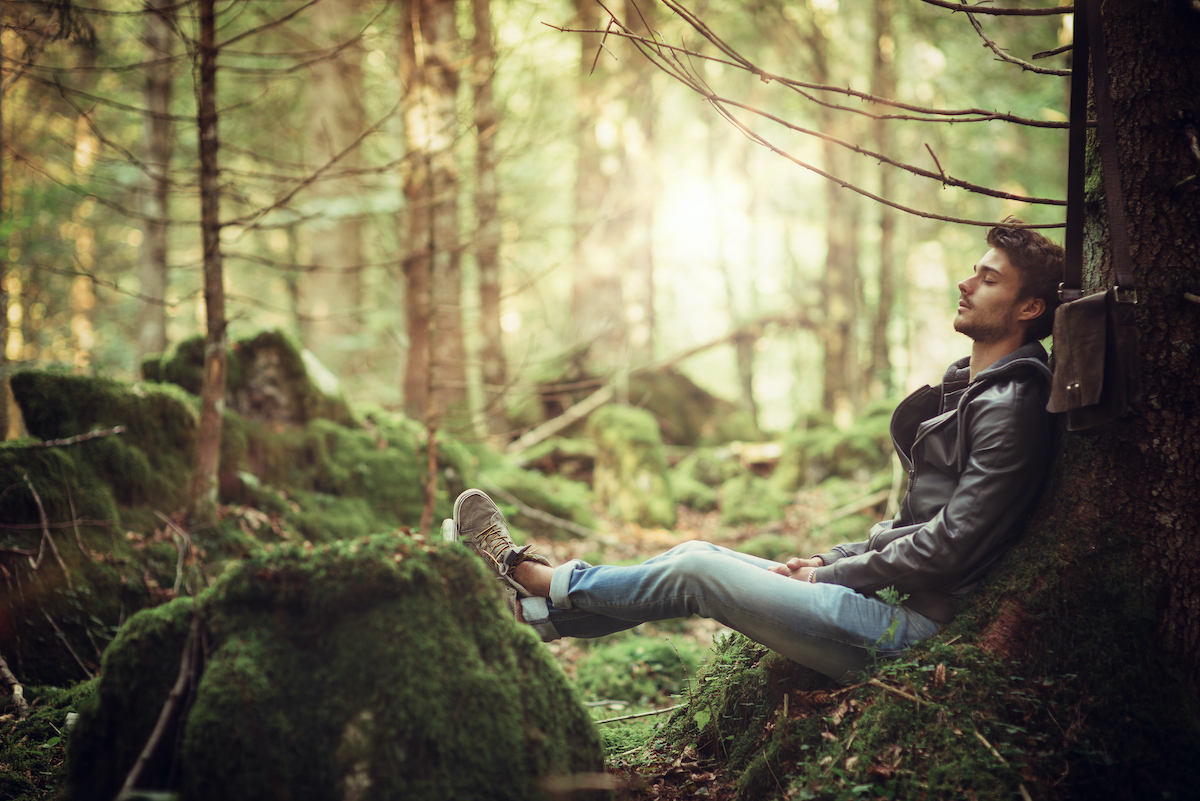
673,446,744,488
667,469,717,512
772,404,895,491
482,464,598,540
628,369,761,446
146,329,355,428
718,474,790,527
587,405,675,529
63,534,607,801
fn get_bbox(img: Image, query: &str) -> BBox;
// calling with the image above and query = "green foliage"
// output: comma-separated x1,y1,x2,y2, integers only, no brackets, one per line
667,468,718,512
772,404,894,491
673,446,744,488
480,462,598,539
0,680,98,801
718,474,791,527
587,405,675,528
573,635,704,707
63,535,608,801
628,369,762,446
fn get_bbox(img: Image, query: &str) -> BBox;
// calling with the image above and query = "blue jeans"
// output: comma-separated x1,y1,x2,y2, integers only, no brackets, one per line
520,540,939,681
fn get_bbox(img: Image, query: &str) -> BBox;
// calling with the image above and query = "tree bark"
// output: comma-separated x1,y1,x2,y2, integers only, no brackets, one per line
400,0,465,426
189,0,226,522
301,0,365,372
868,0,897,401
809,17,859,424
136,0,174,361
570,0,627,370
471,0,507,437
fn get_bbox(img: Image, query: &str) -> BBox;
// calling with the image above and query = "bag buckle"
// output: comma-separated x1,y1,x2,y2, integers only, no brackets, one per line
1113,286,1138,304
1058,282,1083,302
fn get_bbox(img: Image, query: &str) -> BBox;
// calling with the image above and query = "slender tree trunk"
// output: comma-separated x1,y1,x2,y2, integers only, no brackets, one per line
400,0,464,425
571,0,626,370
136,0,173,361
301,0,365,372
189,0,226,522
0,6,8,440
471,0,507,437
868,0,897,400
809,20,859,425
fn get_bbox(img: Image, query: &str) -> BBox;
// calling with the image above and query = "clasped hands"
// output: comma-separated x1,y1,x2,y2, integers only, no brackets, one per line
768,556,824,582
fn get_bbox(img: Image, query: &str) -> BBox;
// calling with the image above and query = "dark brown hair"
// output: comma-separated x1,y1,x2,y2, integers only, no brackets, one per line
986,217,1064,342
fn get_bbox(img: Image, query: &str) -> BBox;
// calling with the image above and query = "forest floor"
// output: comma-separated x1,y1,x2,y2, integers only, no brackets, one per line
529,478,874,800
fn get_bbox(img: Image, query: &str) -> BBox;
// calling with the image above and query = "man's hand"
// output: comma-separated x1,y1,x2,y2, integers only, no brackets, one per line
769,556,824,581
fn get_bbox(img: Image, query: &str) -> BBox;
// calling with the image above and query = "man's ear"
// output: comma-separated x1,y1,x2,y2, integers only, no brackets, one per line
1018,297,1045,321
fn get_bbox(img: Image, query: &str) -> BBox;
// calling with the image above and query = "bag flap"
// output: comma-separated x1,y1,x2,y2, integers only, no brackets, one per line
1048,292,1108,413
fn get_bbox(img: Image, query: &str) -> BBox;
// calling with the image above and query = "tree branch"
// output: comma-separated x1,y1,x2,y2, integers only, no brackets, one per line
919,0,1073,15
960,1,1070,75
18,425,126,449
0,652,30,719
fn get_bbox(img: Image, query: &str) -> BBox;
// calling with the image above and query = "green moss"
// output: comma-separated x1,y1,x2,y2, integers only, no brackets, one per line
587,405,675,529
572,635,704,707
771,404,894,491
667,469,717,512
155,329,356,428
0,680,99,800
718,474,790,527
673,447,744,488
63,535,607,801
481,461,598,539
628,369,761,446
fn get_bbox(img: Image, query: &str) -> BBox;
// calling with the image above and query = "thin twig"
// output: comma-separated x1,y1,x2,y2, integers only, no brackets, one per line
18,425,126,450
118,607,199,797
868,677,922,703
154,511,195,596
597,703,684,725
41,609,92,679
919,0,1073,15
0,652,31,719
959,1,1069,76
973,729,1007,763
22,474,74,590
64,482,93,562
0,519,118,531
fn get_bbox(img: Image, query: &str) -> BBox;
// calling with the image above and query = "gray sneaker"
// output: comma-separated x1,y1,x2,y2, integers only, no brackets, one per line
451,488,550,587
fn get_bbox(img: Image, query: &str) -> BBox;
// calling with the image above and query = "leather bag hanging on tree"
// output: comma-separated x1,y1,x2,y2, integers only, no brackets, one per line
1046,0,1142,433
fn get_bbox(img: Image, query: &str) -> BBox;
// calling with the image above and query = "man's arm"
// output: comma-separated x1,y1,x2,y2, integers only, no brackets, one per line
811,380,1051,594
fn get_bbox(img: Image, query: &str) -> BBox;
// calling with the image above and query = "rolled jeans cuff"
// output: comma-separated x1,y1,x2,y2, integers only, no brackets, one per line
518,596,559,641
550,559,585,610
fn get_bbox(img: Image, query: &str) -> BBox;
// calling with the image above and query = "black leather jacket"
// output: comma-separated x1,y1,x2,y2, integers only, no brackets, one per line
812,341,1054,624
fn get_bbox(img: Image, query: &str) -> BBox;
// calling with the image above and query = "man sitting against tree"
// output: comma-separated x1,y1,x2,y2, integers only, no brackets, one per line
448,219,1062,681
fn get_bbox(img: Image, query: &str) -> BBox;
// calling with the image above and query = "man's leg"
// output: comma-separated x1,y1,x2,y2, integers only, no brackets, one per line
513,540,939,681
452,490,938,682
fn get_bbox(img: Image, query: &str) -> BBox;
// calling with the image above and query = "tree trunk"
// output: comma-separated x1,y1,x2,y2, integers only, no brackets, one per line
570,0,627,370
966,0,1200,789
136,0,173,361
301,0,365,373
400,0,465,426
471,0,507,437
189,0,226,522
868,0,896,401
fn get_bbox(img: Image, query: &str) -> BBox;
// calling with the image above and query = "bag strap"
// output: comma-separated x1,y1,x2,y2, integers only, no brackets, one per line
1062,0,1136,303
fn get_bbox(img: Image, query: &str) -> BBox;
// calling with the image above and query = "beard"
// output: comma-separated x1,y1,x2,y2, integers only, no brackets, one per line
953,308,1011,343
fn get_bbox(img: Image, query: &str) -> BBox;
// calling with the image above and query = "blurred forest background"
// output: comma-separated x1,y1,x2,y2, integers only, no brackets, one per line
0,0,1070,447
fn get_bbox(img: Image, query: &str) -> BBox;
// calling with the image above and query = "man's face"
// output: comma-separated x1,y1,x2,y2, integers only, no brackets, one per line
954,248,1038,344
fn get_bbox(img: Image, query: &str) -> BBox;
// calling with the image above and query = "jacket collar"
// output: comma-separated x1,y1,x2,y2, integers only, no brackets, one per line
941,340,1052,387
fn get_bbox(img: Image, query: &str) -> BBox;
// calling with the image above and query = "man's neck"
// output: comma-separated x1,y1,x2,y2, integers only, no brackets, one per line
969,335,1025,381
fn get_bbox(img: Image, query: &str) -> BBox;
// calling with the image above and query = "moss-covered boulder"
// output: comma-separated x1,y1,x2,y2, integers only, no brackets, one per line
143,328,355,428
63,534,606,801
587,405,675,529
718,474,790,527
628,369,761,447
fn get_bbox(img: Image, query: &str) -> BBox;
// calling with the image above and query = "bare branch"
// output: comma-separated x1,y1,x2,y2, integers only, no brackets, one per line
19,425,126,449
0,652,31,719
918,0,1074,16
961,2,1070,75
22,474,73,591
41,608,92,678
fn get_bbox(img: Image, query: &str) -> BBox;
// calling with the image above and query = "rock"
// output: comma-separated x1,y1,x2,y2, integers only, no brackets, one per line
63,534,607,801
587,405,675,529
718,474,791,527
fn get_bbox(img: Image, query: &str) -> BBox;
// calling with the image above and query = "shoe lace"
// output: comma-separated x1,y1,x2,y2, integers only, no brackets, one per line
476,523,510,565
